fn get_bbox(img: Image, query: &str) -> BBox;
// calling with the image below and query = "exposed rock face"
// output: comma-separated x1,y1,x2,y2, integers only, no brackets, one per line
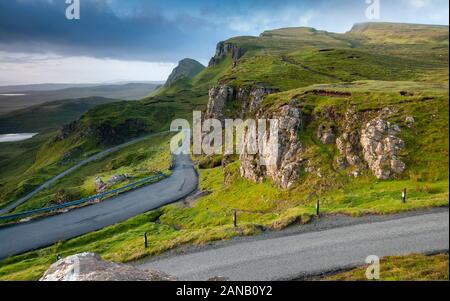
335,108,364,169
360,117,406,179
164,58,205,87
205,84,303,188
55,121,78,141
209,42,245,67
40,253,175,281
317,124,336,145
240,105,303,189
335,108,406,179
237,87,280,116
205,85,279,121
206,85,235,121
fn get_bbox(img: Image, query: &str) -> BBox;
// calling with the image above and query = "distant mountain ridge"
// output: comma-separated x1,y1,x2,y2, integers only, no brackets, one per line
0,82,161,115
0,82,165,93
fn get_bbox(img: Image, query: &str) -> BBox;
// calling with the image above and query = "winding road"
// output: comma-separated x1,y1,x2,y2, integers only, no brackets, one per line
140,210,449,280
0,132,170,215
0,154,198,259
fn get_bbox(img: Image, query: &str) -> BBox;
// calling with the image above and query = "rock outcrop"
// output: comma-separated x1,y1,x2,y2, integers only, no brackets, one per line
205,85,279,122
40,253,175,281
205,81,408,187
240,105,303,189
360,117,406,179
335,108,365,169
209,42,245,67
335,108,406,179
164,58,205,88
237,87,280,116
206,85,235,121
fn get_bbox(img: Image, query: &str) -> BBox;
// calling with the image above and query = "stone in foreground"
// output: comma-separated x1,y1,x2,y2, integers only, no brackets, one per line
40,253,176,281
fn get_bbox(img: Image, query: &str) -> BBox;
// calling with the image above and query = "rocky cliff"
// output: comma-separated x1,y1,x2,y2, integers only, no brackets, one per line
164,58,205,87
208,42,246,67
205,85,279,121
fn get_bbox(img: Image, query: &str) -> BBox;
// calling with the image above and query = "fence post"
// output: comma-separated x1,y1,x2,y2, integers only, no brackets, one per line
316,199,320,218
144,232,148,248
233,209,237,228
402,188,407,203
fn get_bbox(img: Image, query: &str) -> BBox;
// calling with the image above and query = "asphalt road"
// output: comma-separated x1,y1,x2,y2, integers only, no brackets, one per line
0,154,198,259
0,132,170,215
140,210,449,281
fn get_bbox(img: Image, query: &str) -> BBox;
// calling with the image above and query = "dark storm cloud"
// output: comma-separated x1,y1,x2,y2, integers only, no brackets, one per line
0,0,224,61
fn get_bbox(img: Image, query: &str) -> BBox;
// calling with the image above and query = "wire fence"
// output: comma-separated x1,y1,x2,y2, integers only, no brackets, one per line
0,172,167,222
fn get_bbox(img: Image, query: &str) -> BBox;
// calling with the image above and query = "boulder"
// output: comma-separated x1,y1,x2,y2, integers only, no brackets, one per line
405,116,415,128
317,124,336,145
40,253,176,281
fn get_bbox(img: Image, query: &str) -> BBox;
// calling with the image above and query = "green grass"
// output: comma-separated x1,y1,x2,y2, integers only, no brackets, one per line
0,97,120,135
326,253,449,281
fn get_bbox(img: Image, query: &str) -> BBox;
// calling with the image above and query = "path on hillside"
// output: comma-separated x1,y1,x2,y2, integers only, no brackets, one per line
0,132,170,215
0,154,198,259
140,210,449,281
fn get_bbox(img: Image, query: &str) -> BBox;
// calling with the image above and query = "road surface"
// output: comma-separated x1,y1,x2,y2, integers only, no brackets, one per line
140,210,449,280
0,132,170,215
0,154,198,259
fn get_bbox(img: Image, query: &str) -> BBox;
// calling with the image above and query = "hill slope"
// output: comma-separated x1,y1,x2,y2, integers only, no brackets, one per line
164,59,205,88
0,97,120,134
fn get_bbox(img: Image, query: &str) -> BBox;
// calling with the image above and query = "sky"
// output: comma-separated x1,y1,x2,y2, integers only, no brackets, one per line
0,0,448,85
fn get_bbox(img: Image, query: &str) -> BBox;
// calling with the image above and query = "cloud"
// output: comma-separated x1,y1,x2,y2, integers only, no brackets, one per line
409,0,429,8
0,51,176,85
0,0,221,62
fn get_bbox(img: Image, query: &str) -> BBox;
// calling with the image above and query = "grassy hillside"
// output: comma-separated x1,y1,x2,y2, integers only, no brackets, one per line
325,253,449,281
